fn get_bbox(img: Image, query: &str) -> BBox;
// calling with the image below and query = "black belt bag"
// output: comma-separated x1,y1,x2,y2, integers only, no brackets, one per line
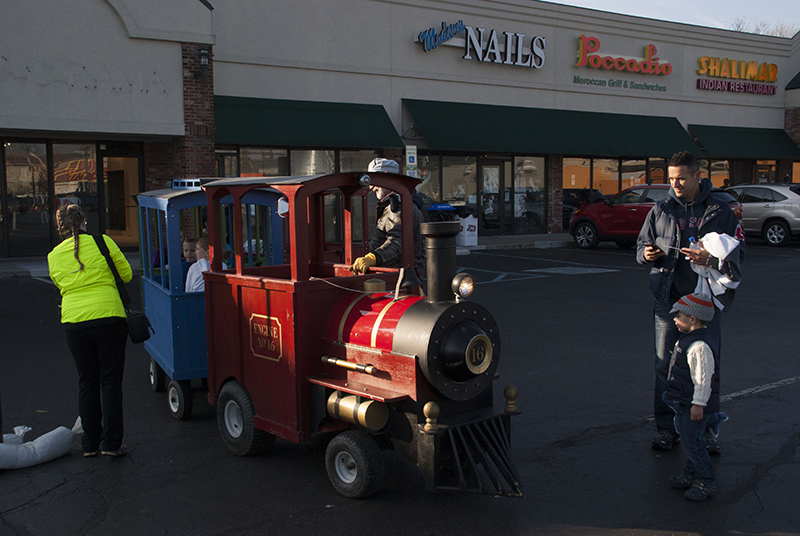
93,235,153,344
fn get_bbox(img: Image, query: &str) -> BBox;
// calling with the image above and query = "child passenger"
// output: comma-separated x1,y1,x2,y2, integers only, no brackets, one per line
185,236,210,292
663,292,721,502
181,237,197,284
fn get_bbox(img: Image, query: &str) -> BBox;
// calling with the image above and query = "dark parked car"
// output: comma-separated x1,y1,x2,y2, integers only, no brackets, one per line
569,184,742,249
725,183,800,246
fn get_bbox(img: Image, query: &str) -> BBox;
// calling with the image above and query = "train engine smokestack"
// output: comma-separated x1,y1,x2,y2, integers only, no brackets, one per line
422,221,460,303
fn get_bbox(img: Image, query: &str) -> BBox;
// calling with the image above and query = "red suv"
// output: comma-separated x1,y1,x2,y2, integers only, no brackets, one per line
569,185,742,249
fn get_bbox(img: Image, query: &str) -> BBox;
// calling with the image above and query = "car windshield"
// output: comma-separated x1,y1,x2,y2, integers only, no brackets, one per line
643,188,668,203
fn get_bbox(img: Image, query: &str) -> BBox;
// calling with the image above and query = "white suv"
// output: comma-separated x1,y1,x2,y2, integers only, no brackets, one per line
726,184,800,246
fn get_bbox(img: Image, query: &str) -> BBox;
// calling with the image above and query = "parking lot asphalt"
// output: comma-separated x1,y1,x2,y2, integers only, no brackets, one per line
2,236,799,536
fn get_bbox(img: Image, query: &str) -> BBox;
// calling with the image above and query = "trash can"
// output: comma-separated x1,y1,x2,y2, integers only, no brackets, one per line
426,203,457,222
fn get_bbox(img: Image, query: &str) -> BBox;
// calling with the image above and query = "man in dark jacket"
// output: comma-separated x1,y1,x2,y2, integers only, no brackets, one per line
636,151,743,452
351,158,426,276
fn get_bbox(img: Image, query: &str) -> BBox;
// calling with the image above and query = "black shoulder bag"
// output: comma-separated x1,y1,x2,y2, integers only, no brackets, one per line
93,235,153,344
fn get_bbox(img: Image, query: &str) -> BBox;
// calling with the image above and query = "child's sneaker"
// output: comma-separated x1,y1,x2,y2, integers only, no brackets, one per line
669,474,693,490
684,480,717,501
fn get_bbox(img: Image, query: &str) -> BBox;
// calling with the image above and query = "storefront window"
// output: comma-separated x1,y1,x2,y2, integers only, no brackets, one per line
5,142,51,256
417,155,441,204
593,158,619,195
648,158,666,184
339,150,378,172
710,160,730,187
215,150,239,177
756,160,776,183
698,159,710,182
240,148,288,176
291,150,335,175
442,156,477,215
562,158,591,190
513,156,545,234
621,160,646,190
52,144,98,235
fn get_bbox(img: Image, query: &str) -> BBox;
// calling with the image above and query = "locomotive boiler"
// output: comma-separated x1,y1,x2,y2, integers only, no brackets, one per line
201,172,521,498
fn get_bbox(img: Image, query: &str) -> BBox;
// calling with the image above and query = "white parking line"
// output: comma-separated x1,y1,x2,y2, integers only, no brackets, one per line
645,376,800,421
470,250,640,270
525,267,619,275
720,375,800,402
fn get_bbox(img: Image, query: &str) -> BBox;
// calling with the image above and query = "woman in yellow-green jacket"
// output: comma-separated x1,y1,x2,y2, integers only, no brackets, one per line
48,204,132,457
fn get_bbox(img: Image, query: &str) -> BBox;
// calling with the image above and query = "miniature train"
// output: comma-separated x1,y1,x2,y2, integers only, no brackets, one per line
139,172,522,498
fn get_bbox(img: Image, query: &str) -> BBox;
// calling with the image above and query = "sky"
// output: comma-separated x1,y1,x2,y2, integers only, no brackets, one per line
541,0,799,33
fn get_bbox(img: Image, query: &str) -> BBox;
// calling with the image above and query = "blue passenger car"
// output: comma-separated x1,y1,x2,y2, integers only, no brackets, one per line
137,179,284,419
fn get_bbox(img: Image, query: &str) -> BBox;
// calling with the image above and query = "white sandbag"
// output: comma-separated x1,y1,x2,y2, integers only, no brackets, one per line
3,425,32,445
0,426,74,469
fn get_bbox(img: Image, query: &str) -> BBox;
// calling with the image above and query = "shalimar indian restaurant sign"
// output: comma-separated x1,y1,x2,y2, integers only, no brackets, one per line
695,55,777,96
418,20,547,69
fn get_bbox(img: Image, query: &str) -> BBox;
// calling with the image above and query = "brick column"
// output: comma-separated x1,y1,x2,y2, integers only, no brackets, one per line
547,155,564,233
143,43,216,191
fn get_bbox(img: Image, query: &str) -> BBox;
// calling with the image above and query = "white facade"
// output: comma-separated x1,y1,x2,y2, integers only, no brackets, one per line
211,0,796,134
0,0,213,138
3,0,795,138
2,0,799,256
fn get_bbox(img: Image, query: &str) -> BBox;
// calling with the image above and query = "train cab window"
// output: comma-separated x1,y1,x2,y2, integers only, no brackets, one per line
141,207,169,288
322,191,368,244
240,203,280,267
324,193,343,243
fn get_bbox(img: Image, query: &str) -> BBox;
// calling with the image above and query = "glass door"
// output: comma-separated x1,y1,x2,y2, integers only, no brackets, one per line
104,156,141,248
3,142,51,256
479,162,503,235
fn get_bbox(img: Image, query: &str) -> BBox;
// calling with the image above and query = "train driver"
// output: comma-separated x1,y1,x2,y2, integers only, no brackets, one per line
351,158,426,276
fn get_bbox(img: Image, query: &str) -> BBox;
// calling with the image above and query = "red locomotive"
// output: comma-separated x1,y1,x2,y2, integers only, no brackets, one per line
201,171,521,498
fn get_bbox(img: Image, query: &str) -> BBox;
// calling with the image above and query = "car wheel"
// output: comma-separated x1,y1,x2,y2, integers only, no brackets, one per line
167,380,193,420
149,358,167,392
325,430,384,499
217,381,275,456
763,219,790,246
574,222,599,249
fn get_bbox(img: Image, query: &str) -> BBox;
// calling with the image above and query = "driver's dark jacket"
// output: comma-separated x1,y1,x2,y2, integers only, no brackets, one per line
636,181,743,308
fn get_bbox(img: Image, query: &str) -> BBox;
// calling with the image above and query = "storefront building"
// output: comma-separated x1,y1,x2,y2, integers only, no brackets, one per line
3,0,800,256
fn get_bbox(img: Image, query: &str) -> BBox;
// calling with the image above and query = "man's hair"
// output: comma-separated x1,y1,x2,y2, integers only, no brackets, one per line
668,151,699,173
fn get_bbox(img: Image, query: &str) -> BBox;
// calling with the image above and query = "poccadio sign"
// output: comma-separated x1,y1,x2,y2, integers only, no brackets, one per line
418,20,547,69
575,35,672,76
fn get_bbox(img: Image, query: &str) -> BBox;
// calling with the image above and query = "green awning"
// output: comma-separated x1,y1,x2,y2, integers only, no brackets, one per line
403,99,699,157
786,71,800,90
688,124,800,159
215,96,403,148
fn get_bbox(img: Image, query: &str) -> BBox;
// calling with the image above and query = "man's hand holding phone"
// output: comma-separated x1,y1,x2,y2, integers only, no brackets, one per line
643,243,665,261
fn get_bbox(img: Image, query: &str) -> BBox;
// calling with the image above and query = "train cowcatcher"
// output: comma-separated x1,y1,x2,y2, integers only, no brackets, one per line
193,171,521,498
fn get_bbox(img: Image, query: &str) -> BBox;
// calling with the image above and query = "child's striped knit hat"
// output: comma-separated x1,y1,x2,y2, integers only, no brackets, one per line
670,292,715,322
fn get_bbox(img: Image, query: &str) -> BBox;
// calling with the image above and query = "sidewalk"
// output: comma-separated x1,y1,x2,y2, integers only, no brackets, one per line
0,251,143,279
0,233,572,279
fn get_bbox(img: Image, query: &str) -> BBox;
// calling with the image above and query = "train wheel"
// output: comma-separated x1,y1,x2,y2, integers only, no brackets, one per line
217,381,274,456
325,430,384,499
167,380,193,421
149,358,167,392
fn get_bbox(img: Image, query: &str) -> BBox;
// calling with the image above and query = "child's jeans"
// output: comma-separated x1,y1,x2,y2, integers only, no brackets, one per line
664,395,715,484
